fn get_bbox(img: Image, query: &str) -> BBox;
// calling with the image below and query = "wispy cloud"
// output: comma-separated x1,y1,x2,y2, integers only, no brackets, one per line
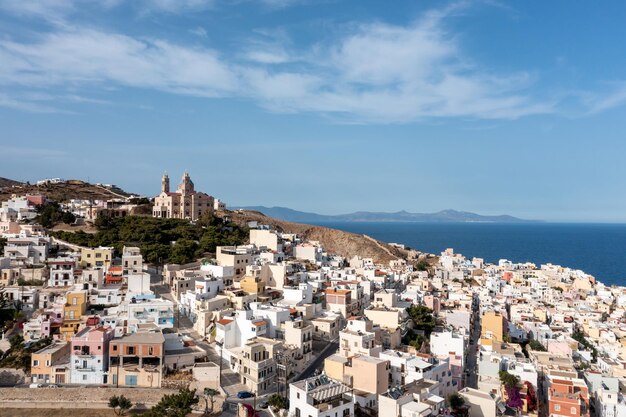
189,26,208,38
582,82,626,114
0,2,566,122
0,28,238,96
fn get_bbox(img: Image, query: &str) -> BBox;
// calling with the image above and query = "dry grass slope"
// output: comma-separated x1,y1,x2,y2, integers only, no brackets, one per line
224,209,405,264
0,179,135,202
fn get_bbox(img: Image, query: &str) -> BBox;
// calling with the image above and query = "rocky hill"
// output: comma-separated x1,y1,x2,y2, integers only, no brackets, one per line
0,178,136,202
223,209,412,264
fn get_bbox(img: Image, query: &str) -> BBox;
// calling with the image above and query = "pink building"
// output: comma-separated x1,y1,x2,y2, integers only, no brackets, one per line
424,295,441,315
70,326,114,385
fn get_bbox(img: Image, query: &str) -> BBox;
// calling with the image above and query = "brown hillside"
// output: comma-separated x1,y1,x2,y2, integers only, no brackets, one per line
0,179,136,202
223,209,406,264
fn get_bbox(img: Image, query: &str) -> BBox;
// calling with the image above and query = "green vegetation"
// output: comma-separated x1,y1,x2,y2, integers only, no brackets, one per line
402,305,436,350
0,335,52,371
51,214,248,265
448,393,466,409
128,197,152,205
415,260,429,271
35,201,76,228
572,330,598,362
268,393,287,410
16,278,45,286
142,388,199,417
108,395,133,416
499,370,520,389
407,305,436,337
202,388,220,415
528,339,547,351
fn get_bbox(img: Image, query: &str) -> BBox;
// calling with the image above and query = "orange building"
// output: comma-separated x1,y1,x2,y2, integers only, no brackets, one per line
546,373,589,417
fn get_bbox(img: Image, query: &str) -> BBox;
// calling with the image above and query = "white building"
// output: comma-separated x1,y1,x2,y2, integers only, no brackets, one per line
290,375,354,417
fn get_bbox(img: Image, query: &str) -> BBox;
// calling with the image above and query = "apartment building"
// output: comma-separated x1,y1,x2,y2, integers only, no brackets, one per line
80,246,113,269
70,326,114,385
109,330,165,388
378,380,444,417
3,235,50,264
216,245,255,280
60,291,88,340
546,373,589,417
122,246,143,275
48,257,77,287
31,340,70,384
290,375,354,417
230,337,280,394
339,316,381,358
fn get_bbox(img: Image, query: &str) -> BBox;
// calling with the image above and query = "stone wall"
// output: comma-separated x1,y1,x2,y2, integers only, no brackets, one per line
0,387,177,409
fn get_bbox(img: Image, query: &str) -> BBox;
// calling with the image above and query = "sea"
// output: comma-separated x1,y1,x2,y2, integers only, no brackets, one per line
309,222,626,287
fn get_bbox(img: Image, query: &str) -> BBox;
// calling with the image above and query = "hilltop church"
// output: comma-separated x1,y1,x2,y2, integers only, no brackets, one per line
152,172,215,221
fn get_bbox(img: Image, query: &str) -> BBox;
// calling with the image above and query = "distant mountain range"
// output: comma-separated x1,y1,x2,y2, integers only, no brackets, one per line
234,206,538,223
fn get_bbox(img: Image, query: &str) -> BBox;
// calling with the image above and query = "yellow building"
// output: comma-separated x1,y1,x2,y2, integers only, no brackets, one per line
60,291,88,340
31,341,70,384
240,275,265,294
80,246,114,269
481,311,508,342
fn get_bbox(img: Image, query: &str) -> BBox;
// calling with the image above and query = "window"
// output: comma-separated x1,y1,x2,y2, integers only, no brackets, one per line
148,347,154,355
45,360,50,367
127,346,135,355
571,408,576,415
33,360,39,366
555,404,561,412
82,375,87,381
113,345,118,351
125,375,137,386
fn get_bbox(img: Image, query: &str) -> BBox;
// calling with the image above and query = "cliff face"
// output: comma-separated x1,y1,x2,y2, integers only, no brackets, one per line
223,209,406,264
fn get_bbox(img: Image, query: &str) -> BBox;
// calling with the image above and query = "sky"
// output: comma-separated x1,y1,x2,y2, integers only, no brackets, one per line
1,1,626,222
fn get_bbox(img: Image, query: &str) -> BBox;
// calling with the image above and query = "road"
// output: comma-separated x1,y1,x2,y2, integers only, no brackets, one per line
465,310,481,388
295,341,339,381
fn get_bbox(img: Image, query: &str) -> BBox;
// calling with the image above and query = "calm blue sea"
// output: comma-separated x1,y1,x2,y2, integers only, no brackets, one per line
310,222,626,287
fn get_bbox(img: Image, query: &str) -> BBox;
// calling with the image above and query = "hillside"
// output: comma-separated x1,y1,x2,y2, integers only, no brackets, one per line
0,177,23,188
223,209,409,264
0,178,136,202
235,206,537,223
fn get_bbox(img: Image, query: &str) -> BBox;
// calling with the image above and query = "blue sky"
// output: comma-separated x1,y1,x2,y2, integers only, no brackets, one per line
1,1,626,222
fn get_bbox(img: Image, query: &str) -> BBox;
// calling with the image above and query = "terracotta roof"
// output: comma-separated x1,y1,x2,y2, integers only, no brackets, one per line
217,319,233,326
252,321,267,327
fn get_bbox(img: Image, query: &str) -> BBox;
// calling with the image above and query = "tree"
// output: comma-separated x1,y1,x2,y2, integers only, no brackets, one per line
203,388,219,415
9,334,24,350
448,393,465,409
143,388,199,417
407,305,436,337
268,393,287,410
108,395,133,416
499,371,520,389
415,260,429,271
528,339,546,351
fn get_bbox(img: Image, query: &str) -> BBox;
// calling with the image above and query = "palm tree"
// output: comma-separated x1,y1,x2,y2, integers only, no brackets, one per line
203,388,220,415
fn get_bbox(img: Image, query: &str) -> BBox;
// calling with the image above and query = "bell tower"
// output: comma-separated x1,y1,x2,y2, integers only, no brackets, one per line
179,171,195,194
161,172,170,193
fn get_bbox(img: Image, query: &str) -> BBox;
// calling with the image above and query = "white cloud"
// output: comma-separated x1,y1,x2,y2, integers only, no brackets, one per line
583,82,626,114
0,29,238,96
0,3,558,122
190,27,208,38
